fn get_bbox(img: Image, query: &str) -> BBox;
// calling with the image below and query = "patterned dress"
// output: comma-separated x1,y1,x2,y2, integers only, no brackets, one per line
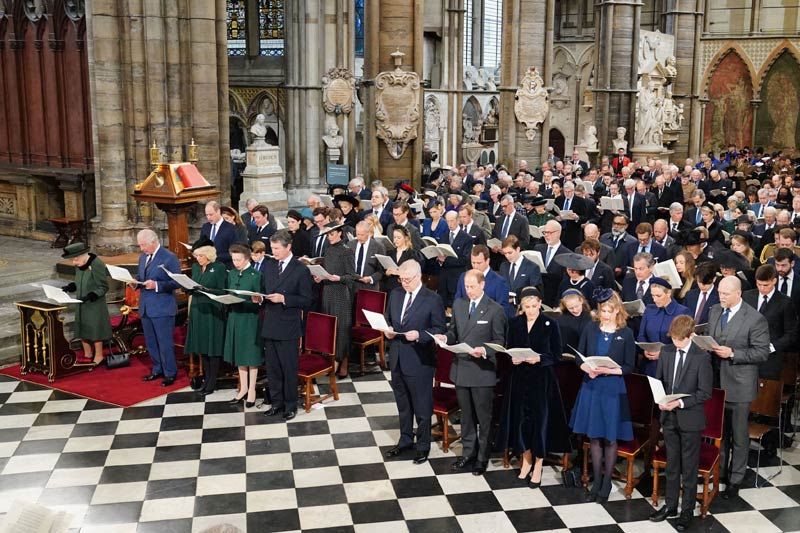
320,241,356,362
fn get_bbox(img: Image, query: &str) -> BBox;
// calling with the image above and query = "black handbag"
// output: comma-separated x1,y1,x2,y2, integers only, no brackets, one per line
105,342,131,369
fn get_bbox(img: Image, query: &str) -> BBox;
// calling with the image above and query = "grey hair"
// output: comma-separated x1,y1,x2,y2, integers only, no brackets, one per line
137,228,159,244
633,252,655,267
269,229,293,247
623,178,636,188
669,202,683,214
500,194,515,204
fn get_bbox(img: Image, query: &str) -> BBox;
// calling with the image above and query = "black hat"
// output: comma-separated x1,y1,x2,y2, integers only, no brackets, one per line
287,209,303,222
328,184,347,195
551,178,563,187
333,194,358,209
191,236,214,251
649,277,672,290
61,242,90,259
735,214,752,225
731,229,754,246
522,195,536,204
397,182,416,195
554,252,595,271
519,287,542,300
681,230,707,247
319,223,345,235
531,197,548,207
475,199,489,211
593,287,615,303
714,249,748,270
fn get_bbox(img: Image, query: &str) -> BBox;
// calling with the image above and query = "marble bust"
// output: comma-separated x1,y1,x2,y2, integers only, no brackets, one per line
612,127,628,152
250,114,268,147
323,123,344,149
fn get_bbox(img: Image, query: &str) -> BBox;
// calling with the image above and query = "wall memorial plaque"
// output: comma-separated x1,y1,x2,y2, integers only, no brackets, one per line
375,50,421,159
322,67,356,115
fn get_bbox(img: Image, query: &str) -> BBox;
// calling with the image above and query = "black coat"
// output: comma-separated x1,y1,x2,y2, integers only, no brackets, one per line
259,256,313,340
655,343,713,431
555,195,588,250
743,289,798,380
201,220,241,267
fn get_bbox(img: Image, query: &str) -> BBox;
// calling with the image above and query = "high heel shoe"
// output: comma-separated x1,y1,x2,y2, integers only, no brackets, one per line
228,395,245,405
596,476,612,503
528,468,542,489
245,400,256,408
585,475,603,502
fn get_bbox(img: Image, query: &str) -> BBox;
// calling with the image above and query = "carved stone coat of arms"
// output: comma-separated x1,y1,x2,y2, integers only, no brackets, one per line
514,66,550,141
375,50,421,159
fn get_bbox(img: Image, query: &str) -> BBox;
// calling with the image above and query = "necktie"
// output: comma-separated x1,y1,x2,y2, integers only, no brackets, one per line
694,291,707,323
315,235,324,257
696,210,701,224
720,308,730,331
545,247,554,268
673,350,685,393
450,231,455,244
278,260,284,275
510,262,517,282
629,195,634,218
759,294,768,313
356,243,365,276
210,223,218,241
671,222,677,233
501,215,511,238
469,300,476,317
255,261,261,271
781,277,789,295
564,198,571,212
401,292,414,322
144,254,153,270
636,280,645,300
639,245,645,254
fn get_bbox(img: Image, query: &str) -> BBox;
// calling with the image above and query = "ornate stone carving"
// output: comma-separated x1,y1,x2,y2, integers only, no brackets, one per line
582,124,598,152
0,195,16,217
550,73,570,110
424,96,441,142
514,66,550,142
322,114,344,163
634,66,668,148
665,55,678,81
23,0,44,22
638,30,675,75
375,50,421,159
463,66,497,92
322,67,355,115
250,114,269,148
64,0,85,21
612,127,628,152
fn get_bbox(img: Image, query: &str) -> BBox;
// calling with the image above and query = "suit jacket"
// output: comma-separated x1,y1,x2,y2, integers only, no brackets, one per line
622,192,647,232
685,206,705,227
621,274,655,306
653,186,674,213
386,221,426,251
454,269,513,317
534,242,572,306
446,296,507,387
624,240,667,266
499,257,542,293
555,195,588,250
347,237,386,291
666,179,685,205
492,212,530,244
588,259,616,290
463,223,487,246
655,343,713,431
137,246,180,318
201,220,241,267
385,286,447,375
309,227,329,258
600,232,637,271
743,289,798,380
707,302,770,402
259,256,313,340
248,224,276,246
682,286,720,326
438,228,473,272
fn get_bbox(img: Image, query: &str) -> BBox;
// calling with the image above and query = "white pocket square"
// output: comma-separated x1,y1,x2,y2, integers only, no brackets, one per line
477,320,489,324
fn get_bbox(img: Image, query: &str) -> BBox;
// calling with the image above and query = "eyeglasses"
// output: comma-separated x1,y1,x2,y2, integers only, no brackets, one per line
541,230,557,235
399,276,418,283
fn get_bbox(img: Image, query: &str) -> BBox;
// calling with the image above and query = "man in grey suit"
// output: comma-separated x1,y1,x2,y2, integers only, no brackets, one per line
347,221,385,291
707,276,770,499
435,269,506,476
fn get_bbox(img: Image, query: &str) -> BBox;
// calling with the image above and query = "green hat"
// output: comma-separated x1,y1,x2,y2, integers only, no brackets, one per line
62,242,90,259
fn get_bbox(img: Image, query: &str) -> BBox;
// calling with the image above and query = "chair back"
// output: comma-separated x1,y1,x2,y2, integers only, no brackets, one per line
435,346,454,385
554,364,583,415
702,387,726,441
304,312,337,356
625,373,655,427
354,289,387,326
781,352,798,389
750,378,783,418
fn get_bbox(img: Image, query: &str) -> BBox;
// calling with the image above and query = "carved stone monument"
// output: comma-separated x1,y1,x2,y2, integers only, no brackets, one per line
375,50,421,159
424,95,442,157
612,127,628,153
322,67,356,115
514,66,550,142
239,114,288,212
322,115,344,163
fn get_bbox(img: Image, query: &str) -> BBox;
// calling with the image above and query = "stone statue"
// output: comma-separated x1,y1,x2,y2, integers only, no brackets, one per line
676,103,685,129
462,115,478,143
639,32,661,67
484,105,499,128
250,114,268,147
323,115,344,163
635,79,664,148
483,69,497,91
612,127,628,152
424,97,441,141
665,55,678,80
230,149,246,163
583,125,598,152
464,67,477,91
514,66,550,141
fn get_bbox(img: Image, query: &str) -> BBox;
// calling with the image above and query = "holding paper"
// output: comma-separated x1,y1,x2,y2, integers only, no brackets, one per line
484,343,540,364
647,375,690,406
106,264,143,285
427,331,479,356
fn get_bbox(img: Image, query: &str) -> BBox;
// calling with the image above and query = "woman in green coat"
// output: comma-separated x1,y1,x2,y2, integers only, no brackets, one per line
184,237,227,396
223,243,263,408
61,242,112,365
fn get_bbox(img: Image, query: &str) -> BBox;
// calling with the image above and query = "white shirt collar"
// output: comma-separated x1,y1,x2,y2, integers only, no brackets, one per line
512,255,524,268
470,293,484,309
724,300,742,317
762,287,776,301
407,283,422,300
150,244,160,257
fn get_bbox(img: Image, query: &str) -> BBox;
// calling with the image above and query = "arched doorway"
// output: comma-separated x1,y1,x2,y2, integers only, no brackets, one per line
548,128,566,160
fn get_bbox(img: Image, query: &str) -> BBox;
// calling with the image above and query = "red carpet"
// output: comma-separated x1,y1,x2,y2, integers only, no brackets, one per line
0,356,189,407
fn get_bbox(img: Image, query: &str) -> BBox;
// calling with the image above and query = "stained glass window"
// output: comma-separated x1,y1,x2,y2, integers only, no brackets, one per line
226,0,247,56
259,0,285,56
355,0,365,58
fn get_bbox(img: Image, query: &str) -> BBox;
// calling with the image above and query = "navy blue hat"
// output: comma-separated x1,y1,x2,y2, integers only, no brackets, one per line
649,276,672,290
593,287,615,303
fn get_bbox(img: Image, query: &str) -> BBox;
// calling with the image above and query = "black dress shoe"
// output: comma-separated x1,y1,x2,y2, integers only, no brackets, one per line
199,390,214,397
263,406,282,416
451,456,474,471
385,445,412,458
472,463,487,476
142,373,162,382
723,483,740,500
527,477,541,489
412,451,429,464
649,506,678,522
245,401,256,408
282,410,296,421
676,510,693,531
161,376,175,387
228,396,245,405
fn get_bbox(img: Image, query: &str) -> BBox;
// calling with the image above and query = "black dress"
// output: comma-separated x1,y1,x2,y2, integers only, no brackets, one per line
381,248,422,292
289,228,311,259
556,311,592,362
495,314,572,457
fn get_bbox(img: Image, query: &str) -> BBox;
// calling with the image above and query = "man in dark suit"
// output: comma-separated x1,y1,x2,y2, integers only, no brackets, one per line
347,221,386,292
666,203,692,235
454,245,513,317
625,222,668,266
650,315,713,531
436,269,506,475
743,264,797,380
135,229,181,386
580,239,616,290
437,211,474,308
621,252,657,305
600,214,637,276
653,175,674,220
459,205,487,246
240,198,258,229
773,247,800,315
348,177,372,200
255,230,313,420
384,260,447,464
578,224,614,266
201,200,241,268
622,179,646,234
491,194,530,251
555,181,588,250
499,235,542,301
247,204,275,246
683,262,720,326
684,189,707,228
568,149,589,176
360,189,393,232
534,220,572,307
309,207,332,258
664,167,685,205
707,276,770,499
386,202,426,251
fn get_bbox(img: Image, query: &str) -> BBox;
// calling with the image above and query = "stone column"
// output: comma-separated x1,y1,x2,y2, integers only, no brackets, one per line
663,0,704,160
499,0,548,168
593,0,642,155
470,0,483,68
443,0,465,167
363,0,424,188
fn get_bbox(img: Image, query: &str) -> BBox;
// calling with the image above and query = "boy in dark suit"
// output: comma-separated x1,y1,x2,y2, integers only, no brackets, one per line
650,315,712,531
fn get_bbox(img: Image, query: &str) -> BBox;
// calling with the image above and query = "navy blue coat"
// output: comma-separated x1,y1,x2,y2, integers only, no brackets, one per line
624,239,667,266
637,299,692,377
682,286,720,326
499,257,542,293
385,286,447,374
201,220,241,267
137,246,181,318
454,269,513,317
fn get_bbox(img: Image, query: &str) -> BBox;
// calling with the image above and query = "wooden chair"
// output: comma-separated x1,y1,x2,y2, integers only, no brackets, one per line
546,363,583,471
749,378,784,486
351,289,387,375
297,312,339,412
780,352,798,442
652,387,726,518
582,373,656,498
432,346,460,452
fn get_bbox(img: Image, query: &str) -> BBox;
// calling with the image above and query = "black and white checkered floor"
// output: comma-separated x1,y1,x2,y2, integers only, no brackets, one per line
1,372,800,533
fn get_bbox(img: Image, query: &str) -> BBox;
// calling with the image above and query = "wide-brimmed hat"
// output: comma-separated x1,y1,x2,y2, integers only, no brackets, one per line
714,249,749,270
531,197,548,207
191,236,214,251
554,252,595,271
62,242,90,259
333,194,359,209
319,223,345,235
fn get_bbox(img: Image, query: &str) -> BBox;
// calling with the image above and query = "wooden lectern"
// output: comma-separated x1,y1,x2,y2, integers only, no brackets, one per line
132,162,220,261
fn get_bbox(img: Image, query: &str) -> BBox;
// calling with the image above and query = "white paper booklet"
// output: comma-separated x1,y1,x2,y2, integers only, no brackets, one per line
486,237,503,249
569,345,621,369
484,343,540,363
225,289,265,297
653,259,682,289
308,264,335,280
528,225,543,240
198,291,246,305
1,499,72,533
692,335,720,351
623,299,646,316
362,309,395,334
600,196,624,211
427,332,477,355
520,250,546,271
106,264,142,285
420,243,458,260
636,341,665,353
374,254,399,271
159,265,203,290
647,375,691,406
41,284,82,304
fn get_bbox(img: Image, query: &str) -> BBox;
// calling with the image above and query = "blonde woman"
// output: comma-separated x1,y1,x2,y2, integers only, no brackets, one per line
674,251,696,302
570,290,635,503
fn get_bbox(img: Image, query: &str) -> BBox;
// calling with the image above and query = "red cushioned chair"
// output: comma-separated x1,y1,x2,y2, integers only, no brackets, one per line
298,312,339,412
351,289,387,375
581,372,655,498
652,387,725,517
432,346,460,452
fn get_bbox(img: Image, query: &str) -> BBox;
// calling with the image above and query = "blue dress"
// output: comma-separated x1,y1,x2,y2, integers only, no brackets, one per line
421,218,448,241
569,322,635,442
637,299,691,377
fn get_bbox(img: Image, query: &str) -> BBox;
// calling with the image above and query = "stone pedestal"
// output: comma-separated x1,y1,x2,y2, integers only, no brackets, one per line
586,149,600,168
239,145,288,213
631,146,671,165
